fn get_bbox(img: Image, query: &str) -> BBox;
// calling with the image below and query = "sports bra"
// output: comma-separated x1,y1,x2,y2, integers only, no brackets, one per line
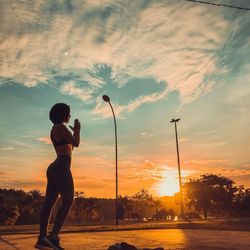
50,126,69,147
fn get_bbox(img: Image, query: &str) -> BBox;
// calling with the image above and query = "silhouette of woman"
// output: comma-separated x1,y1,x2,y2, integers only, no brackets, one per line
35,103,81,250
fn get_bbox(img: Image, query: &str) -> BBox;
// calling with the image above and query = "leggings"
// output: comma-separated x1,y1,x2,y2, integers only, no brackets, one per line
39,155,74,238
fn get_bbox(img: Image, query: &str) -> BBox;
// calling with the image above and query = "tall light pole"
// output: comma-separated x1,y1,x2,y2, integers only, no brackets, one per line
103,95,119,226
170,118,184,216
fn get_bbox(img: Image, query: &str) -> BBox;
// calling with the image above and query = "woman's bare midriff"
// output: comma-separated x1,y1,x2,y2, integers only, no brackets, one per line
55,144,73,157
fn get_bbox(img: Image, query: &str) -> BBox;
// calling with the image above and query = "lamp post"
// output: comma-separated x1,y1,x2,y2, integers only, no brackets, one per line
170,118,184,215
103,95,119,226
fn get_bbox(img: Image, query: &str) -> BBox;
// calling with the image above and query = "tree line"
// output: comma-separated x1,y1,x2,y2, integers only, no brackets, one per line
0,174,249,225
184,174,250,219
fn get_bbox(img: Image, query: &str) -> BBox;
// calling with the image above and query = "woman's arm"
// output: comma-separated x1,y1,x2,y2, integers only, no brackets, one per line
57,124,80,147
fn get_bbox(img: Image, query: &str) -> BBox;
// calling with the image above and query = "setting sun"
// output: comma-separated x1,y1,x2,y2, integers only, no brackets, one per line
158,175,180,196
156,168,193,196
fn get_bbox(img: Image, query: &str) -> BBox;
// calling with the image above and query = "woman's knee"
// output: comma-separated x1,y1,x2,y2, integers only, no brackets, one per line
61,195,74,208
42,198,55,211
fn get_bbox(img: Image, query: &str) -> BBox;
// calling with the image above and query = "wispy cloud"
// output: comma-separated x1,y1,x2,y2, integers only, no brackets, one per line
200,140,230,148
0,147,14,151
1,0,246,116
186,164,250,187
208,130,217,134
140,132,153,138
92,87,169,117
179,138,188,143
207,136,218,141
242,163,250,169
186,159,229,165
37,137,52,145
0,180,45,190
0,170,11,176
60,81,95,103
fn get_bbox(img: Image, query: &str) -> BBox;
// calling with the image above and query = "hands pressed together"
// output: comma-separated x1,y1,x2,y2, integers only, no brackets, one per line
69,119,81,133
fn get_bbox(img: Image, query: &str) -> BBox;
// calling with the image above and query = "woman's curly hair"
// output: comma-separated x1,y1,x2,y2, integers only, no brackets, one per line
49,103,70,125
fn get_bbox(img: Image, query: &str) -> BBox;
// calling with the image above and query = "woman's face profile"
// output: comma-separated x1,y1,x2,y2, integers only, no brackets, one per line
65,114,71,123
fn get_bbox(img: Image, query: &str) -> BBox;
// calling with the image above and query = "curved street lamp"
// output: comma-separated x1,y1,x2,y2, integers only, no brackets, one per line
170,118,184,216
102,95,119,226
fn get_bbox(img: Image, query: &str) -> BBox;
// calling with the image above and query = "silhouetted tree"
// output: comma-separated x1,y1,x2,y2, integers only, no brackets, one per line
184,174,238,219
166,209,175,217
28,190,43,201
155,208,167,220
0,193,7,224
236,188,250,216
131,212,140,221
85,198,101,222
132,189,153,220
117,201,124,220
0,188,36,224
118,196,134,221
4,206,20,225
74,191,85,224
152,200,162,219
1,182,249,225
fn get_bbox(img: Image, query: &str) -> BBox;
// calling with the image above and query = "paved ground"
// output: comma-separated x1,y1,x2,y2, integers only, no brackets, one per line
1,229,250,250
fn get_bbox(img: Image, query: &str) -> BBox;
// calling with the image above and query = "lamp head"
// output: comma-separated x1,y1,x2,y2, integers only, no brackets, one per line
102,95,110,102
170,118,180,123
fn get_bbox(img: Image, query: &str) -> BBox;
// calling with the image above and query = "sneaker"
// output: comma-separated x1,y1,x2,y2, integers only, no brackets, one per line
34,236,53,249
43,235,64,250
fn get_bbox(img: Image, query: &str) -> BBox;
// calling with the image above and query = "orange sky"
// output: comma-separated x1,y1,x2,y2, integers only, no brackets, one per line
0,0,250,197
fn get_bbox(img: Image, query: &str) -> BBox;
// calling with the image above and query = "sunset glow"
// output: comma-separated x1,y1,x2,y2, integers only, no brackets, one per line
156,168,193,196
158,176,179,197
0,0,249,197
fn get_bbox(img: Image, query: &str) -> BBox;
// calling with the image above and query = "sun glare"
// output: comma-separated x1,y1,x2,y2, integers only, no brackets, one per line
155,167,192,196
158,175,180,196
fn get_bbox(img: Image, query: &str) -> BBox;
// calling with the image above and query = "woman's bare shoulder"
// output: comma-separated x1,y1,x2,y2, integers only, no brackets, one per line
53,124,66,129
53,124,69,134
